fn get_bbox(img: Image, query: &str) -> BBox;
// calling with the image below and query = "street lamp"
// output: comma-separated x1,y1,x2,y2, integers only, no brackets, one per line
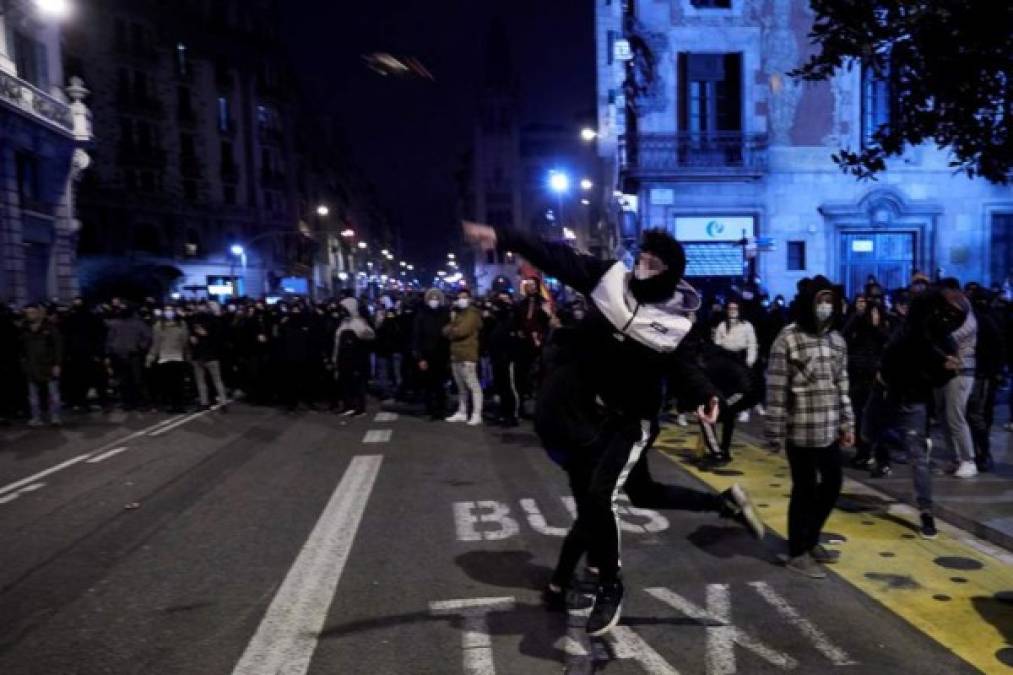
340,228,355,238
357,241,367,250
580,127,598,142
316,204,330,217
35,0,72,19
580,178,594,191
447,253,456,260
230,244,245,257
548,170,570,230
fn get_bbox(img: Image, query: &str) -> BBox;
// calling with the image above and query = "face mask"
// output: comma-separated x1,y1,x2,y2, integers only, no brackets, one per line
573,310,585,321
815,302,834,324
427,300,440,310
153,309,163,317
634,262,661,281
455,298,470,309
163,310,176,321
727,310,739,320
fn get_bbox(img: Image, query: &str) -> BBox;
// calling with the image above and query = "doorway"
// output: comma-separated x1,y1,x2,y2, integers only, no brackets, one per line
839,231,916,297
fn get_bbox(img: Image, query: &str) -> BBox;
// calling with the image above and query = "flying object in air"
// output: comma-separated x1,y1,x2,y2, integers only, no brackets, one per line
362,53,435,81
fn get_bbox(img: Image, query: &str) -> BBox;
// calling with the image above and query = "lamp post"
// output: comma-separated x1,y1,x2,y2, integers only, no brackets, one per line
548,170,570,235
229,244,245,297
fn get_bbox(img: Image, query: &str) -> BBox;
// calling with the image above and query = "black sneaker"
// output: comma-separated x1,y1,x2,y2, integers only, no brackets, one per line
586,579,624,637
810,544,840,564
541,585,568,613
870,465,892,478
919,513,938,539
720,483,765,539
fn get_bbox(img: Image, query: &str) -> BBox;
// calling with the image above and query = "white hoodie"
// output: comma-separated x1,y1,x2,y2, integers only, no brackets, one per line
713,318,758,366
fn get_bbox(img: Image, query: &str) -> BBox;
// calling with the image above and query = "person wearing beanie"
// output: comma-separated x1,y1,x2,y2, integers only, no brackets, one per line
463,221,763,637
765,276,855,578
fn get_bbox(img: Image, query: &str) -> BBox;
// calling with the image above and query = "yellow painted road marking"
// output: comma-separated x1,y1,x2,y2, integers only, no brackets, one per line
654,425,1013,674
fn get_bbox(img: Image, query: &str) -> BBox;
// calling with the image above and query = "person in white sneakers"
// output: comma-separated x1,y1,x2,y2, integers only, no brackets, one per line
713,299,758,424
443,289,484,425
933,279,978,478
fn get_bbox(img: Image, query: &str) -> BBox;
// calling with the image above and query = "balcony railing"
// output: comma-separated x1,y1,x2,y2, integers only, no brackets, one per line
0,71,74,134
620,132,768,178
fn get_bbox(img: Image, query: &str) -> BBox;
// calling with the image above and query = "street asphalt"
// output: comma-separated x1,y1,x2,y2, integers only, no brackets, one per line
0,403,1004,674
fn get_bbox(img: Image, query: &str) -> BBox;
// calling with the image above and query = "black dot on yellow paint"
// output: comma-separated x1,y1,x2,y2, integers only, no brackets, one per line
996,647,1013,668
901,534,916,540
880,552,895,558
932,594,951,602
769,483,781,487
862,520,875,525
934,556,984,571
758,503,769,508
950,577,968,583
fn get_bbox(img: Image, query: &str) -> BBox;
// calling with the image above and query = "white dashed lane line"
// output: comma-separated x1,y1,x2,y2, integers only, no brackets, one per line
373,412,398,423
85,447,130,464
362,429,392,444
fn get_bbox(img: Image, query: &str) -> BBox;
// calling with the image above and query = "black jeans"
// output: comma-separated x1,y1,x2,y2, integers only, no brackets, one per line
111,353,147,409
420,359,448,418
156,361,189,412
339,368,368,413
786,443,842,557
491,356,518,421
967,376,997,462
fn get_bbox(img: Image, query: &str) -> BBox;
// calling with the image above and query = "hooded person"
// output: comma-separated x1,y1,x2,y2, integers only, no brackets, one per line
332,296,376,416
413,288,451,420
765,275,855,578
463,221,763,637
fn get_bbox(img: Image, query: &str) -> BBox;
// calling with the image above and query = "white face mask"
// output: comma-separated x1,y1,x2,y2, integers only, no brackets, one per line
727,309,739,320
455,298,470,309
815,302,834,324
427,300,440,310
634,262,661,281
163,310,175,321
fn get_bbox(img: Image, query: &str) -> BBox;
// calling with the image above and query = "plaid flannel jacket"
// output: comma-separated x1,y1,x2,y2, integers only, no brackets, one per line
765,324,855,449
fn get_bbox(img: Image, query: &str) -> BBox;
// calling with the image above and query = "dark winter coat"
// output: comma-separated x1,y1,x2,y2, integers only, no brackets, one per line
105,315,152,358
843,312,890,388
973,308,1005,378
413,306,450,364
21,319,63,383
188,314,225,362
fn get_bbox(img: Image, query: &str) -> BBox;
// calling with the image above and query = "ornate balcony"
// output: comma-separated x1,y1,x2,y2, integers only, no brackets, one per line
0,70,74,135
620,132,768,180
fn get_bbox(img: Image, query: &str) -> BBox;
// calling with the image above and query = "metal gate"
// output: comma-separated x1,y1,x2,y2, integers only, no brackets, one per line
840,231,916,297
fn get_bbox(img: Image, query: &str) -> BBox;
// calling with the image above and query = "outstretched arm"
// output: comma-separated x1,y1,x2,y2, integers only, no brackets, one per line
462,221,614,296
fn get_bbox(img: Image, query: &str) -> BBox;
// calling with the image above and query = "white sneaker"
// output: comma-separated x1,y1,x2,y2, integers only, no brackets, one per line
676,414,688,427
737,411,750,423
954,462,979,478
446,411,468,423
467,416,482,426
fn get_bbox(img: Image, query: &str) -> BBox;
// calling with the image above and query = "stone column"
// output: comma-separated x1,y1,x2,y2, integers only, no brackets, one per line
0,9,16,75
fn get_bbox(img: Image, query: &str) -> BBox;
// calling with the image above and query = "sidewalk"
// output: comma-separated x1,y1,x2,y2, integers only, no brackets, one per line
734,408,1013,553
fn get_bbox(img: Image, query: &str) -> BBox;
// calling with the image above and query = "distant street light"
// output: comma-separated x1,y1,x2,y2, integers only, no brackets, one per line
340,228,355,238
35,0,71,19
407,264,414,271
580,178,594,191
447,253,456,260
548,170,570,194
316,205,330,217
580,128,598,142
400,261,407,267
580,199,591,206
357,241,368,250
230,244,245,257
563,227,577,241
381,249,390,256
437,270,447,277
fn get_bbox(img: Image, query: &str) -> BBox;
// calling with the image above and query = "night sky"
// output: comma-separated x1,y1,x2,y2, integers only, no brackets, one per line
282,1,595,268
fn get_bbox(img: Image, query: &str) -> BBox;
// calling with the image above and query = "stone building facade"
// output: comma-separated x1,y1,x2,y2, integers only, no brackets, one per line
596,0,1012,298
0,0,92,306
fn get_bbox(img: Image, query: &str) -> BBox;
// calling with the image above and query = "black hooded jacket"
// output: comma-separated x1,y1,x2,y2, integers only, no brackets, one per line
494,228,717,450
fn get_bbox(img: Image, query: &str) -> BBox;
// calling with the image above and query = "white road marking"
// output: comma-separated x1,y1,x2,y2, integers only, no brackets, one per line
0,480,46,502
645,586,797,673
231,455,383,675
0,454,92,498
373,412,398,422
430,596,515,675
85,447,129,463
607,626,682,674
519,498,569,536
748,582,856,666
148,402,228,437
453,501,519,541
362,429,392,444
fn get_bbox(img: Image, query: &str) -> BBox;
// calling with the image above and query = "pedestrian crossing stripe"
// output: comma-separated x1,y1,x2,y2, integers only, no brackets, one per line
654,425,1013,675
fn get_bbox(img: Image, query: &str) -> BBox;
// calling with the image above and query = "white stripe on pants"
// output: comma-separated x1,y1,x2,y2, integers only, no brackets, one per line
451,361,483,419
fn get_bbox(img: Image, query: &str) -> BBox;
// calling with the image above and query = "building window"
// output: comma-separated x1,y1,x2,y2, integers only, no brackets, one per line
132,70,149,103
218,96,230,132
13,31,49,90
117,69,130,102
177,86,193,119
114,18,128,51
140,171,156,193
861,64,892,147
787,241,806,271
15,152,41,206
692,0,732,6
991,213,1013,286
678,53,742,134
180,133,196,160
183,179,198,202
224,184,236,205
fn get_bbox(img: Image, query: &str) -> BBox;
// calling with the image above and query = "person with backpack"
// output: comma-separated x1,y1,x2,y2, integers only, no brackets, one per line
333,297,375,417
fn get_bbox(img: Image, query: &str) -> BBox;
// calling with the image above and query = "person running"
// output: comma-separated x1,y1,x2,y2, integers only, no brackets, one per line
765,276,855,579
463,221,762,637
443,288,484,426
